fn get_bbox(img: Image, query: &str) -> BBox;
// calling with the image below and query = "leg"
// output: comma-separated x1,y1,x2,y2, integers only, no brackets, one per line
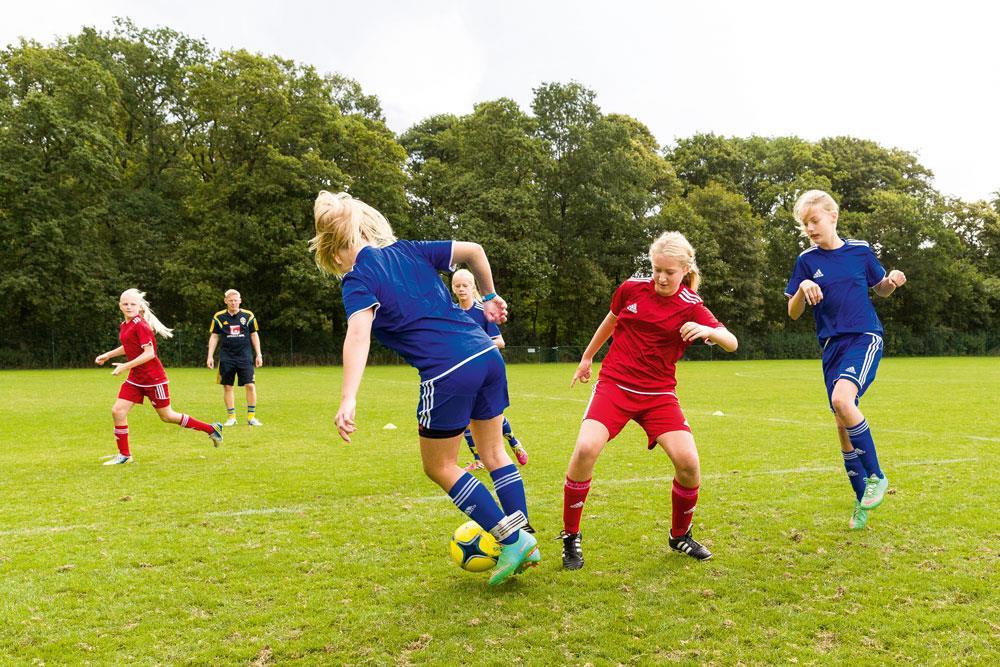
559,419,611,570
461,427,484,470
831,379,888,510
656,430,712,560
107,399,137,464
245,382,260,425
471,415,529,527
223,384,237,425
155,405,223,445
502,416,528,465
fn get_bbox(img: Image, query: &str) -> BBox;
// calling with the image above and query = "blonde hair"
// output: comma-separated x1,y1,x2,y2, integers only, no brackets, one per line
451,268,482,302
792,190,839,236
309,191,397,276
120,288,173,338
224,289,240,298
649,231,701,293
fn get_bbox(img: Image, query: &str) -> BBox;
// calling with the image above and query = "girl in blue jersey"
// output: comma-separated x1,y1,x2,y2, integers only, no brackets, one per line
310,191,539,585
785,190,907,530
451,269,529,471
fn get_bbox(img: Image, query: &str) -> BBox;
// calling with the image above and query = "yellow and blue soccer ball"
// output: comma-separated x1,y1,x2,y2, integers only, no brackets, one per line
449,520,501,572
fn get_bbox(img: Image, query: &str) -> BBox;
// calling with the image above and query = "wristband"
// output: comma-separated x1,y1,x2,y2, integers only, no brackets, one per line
481,292,497,302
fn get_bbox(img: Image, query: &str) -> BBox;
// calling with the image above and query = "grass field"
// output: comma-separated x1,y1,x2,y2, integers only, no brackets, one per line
1,358,998,665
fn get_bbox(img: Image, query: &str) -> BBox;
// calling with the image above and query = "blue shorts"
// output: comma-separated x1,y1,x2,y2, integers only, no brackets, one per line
416,347,509,432
821,332,883,411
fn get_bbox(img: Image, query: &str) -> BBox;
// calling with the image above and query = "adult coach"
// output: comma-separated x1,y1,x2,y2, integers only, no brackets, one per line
207,289,263,426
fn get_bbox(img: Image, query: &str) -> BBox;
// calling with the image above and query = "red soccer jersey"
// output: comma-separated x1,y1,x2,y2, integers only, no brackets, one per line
597,278,723,393
119,317,168,386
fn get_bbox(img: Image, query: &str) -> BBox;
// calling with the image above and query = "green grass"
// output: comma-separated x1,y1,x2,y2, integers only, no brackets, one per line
1,358,997,664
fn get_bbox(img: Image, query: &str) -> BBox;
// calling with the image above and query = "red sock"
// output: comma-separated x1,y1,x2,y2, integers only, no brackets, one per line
563,477,592,534
179,414,214,434
671,479,699,538
114,424,130,457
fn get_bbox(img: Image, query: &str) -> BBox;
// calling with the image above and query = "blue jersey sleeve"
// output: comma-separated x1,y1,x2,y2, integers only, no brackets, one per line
865,248,887,288
342,274,380,321
410,240,455,273
784,256,809,297
486,319,501,338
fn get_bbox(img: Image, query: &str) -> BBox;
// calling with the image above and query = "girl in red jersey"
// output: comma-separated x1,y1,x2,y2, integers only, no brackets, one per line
95,289,223,465
559,232,738,569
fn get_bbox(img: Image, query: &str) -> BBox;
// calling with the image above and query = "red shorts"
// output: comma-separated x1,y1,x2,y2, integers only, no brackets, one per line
583,380,690,448
118,381,171,408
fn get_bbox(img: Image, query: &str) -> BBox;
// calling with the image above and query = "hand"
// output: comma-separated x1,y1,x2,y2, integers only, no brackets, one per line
95,354,107,366
335,397,357,443
111,363,126,376
206,357,214,369
255,354,263,368
679,321,713,343
798,279,824,306
571,359,593,388
887,269,906,288
482,295,508,324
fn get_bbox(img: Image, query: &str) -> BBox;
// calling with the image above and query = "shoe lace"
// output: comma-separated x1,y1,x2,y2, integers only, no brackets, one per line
559,532,582,556
863,476,879,498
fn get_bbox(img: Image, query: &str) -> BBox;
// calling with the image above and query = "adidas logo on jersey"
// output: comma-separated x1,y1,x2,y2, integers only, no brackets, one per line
812,269,824,279
845,366,857,374
626,303,638,314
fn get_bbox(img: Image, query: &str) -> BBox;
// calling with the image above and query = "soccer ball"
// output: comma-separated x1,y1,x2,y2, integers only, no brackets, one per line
449,520,501,572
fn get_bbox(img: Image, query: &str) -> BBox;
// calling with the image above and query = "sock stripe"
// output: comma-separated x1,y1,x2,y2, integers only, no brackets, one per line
846,420,869,437
842,450,859,460
452,477,480,507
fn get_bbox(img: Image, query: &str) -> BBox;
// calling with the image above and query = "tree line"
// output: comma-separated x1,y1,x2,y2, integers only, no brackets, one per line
2,20,997,368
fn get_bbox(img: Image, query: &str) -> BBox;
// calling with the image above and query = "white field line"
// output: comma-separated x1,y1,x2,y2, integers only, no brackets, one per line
0,457,981,536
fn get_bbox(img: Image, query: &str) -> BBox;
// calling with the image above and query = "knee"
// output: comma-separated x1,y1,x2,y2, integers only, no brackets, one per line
572,438,602,468
157,410,177,423
830,393,853,418
111,407,127,422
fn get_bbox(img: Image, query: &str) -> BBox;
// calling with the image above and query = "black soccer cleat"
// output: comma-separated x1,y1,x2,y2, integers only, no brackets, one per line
668,530,713,561
559,531,584,570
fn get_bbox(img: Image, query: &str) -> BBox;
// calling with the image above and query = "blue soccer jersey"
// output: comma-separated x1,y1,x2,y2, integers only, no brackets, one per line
462,302,502,340
341,240,495,380
784,238,887,341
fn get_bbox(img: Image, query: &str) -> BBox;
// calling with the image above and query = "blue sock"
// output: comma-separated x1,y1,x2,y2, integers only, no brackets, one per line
842,449,867,501
846,419,883,479
501,417,519,446
490,464,528,523
463,429,479,459
447,473,516,544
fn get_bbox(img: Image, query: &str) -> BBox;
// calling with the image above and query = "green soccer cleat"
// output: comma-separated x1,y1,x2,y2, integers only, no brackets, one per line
849,501,869,530
861,475,889,510
209,422,224,447
488,530,539,586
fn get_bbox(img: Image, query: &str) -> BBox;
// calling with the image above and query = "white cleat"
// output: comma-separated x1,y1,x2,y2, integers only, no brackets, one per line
223,417,238,427
103,454,133,466
247,418,263,427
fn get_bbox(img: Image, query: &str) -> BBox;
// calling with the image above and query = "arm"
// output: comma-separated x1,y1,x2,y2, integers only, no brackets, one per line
95,346,125,365
111,345,155,376
207,333,219,369
787,279,823,320
250,332,263,368
679,323,739,353
492,335,506,350
874,270,906,298
336,307,374,443
571,311,618,387
452,241,507,324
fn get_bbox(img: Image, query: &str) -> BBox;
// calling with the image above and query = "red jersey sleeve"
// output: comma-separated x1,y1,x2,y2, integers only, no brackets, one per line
609,281,631,317
689,301,722,329
134,320,156,348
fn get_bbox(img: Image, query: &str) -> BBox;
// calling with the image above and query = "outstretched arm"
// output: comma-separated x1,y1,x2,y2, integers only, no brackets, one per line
95,346,125,365
452,241,507,323
679,323,739,353
110,346,155,376
572,312,618,387
874,270,906,297
336,307,374,442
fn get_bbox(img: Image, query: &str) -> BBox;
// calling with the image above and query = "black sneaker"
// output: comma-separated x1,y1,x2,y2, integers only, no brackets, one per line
668,530,713,560
559,531,584,570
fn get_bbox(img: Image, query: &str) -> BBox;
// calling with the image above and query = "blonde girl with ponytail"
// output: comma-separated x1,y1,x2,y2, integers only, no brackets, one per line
95,289,223,465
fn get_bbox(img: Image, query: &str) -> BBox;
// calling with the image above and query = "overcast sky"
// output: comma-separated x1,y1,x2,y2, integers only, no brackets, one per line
4,1,998,202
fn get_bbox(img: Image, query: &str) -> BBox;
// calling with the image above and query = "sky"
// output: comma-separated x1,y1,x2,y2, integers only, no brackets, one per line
4,0,998,202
